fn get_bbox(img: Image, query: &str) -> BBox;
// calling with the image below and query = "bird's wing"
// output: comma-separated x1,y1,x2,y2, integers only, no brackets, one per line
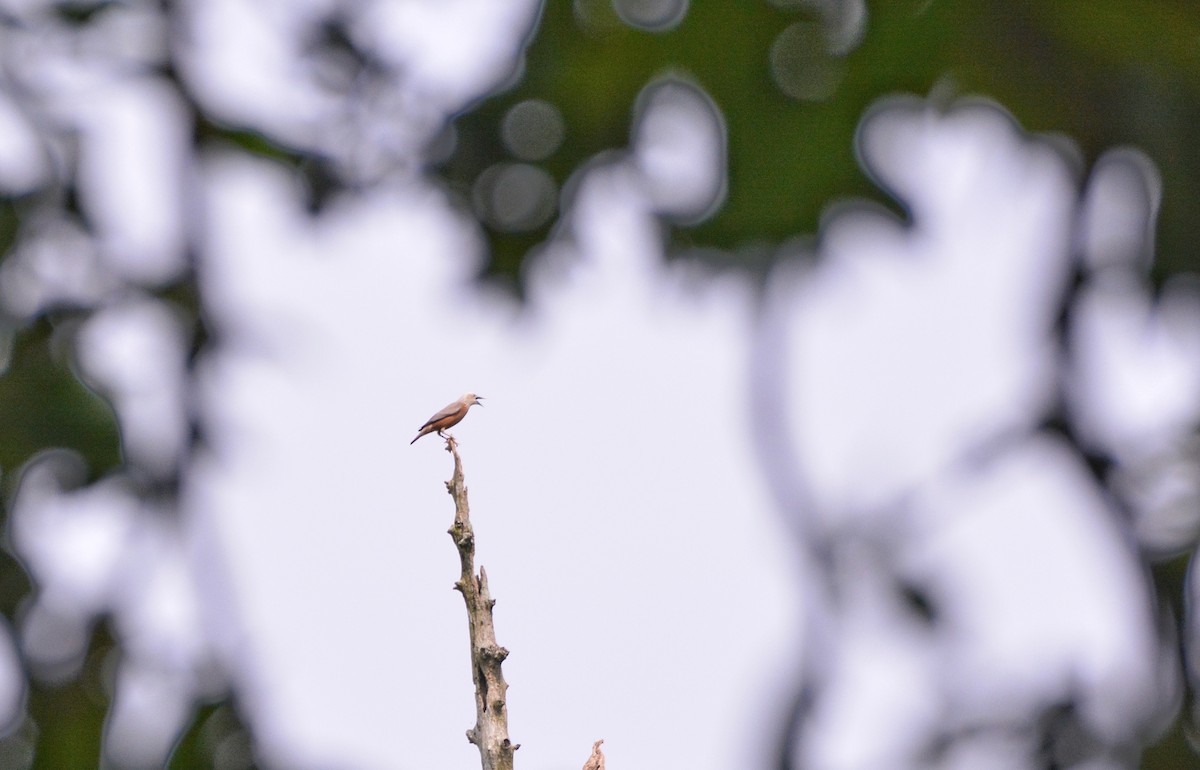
418,401,461,430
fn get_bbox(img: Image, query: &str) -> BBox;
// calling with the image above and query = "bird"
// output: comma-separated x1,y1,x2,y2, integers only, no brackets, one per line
410,393,484,444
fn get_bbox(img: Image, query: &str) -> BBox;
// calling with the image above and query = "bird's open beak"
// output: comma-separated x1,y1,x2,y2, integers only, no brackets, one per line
476,397,485,406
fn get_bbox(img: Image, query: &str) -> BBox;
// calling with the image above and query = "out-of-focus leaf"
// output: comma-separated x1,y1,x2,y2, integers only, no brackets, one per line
169,702,259,770
28,620,113,770
0,319,121,494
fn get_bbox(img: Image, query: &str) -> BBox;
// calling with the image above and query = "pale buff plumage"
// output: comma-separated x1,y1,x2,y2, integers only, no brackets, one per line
410,393,484,444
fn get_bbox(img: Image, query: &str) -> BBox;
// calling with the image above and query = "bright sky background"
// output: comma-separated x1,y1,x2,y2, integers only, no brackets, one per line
186,148,799,770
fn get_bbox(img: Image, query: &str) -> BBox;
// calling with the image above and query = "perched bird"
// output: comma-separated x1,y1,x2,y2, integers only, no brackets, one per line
410,393,484,444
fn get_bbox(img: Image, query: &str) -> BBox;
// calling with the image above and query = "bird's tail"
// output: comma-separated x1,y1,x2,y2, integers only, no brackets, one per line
409,433,420,445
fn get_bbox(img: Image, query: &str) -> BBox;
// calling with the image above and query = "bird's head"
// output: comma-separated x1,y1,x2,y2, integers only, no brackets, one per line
464,393,484,407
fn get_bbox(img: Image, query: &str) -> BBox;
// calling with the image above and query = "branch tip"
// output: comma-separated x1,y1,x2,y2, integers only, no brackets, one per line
582,739,606,770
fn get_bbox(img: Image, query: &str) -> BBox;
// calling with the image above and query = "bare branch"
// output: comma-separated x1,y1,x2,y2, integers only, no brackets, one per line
445,435,518,770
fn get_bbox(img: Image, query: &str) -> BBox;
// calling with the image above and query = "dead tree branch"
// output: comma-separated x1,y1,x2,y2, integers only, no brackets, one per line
445,435,517,770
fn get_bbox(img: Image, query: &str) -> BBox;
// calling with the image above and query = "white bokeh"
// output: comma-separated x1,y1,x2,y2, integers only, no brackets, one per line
765,99,1187,769
775,99,1074,517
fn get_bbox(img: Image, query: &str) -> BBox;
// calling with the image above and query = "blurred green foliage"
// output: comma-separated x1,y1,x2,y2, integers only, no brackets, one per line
0,319,121,493
445,0,1200,287
169,703,259,770
1,0,1199,767
26,622,113,770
